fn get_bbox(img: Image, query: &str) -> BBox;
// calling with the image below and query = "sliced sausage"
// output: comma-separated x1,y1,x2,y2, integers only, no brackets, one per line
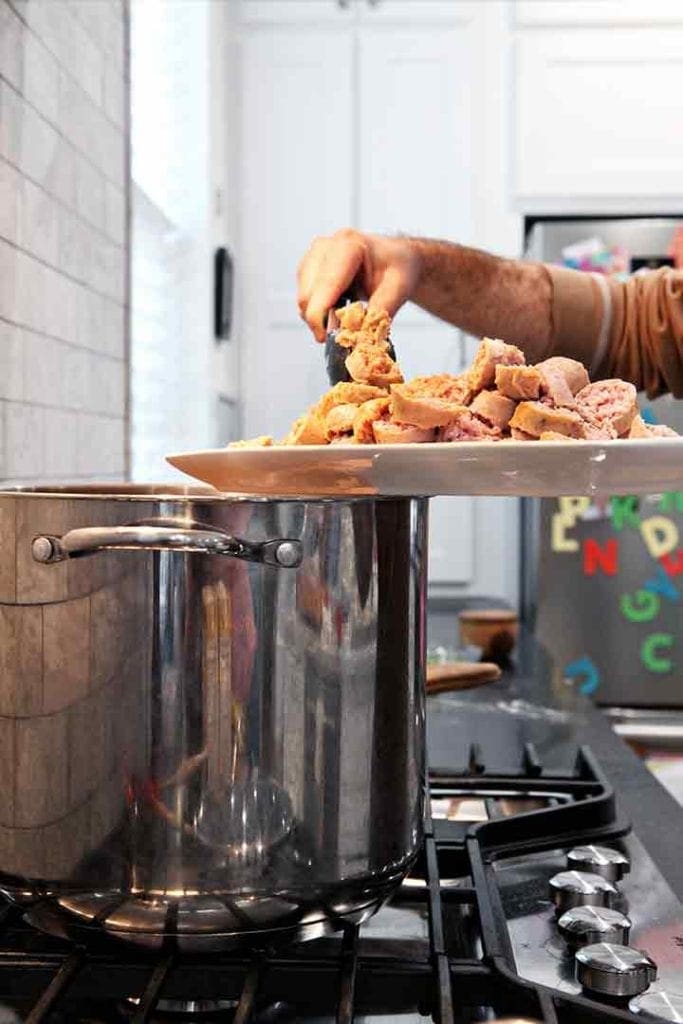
509,401,587,439
439,410,502,442
575,379,638,436
468,337,525,393
470,390,516,429
373,421,436,444
495,364,542,400
345,343,403,386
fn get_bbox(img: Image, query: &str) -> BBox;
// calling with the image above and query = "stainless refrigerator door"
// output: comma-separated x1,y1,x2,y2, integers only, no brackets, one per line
521,216,683,706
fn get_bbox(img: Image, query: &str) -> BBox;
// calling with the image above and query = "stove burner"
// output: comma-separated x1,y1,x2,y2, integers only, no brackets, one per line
630,991,683,1021
558,905,631,948
0,745,663,1023
576,943,657,998
124,996,238,1018
549,869,618,914
567,844,630,882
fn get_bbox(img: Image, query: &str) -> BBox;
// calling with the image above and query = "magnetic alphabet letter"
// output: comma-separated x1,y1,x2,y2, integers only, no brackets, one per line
641,633,674,674
620,590,660,623
640,516,679,559
583,538,618,576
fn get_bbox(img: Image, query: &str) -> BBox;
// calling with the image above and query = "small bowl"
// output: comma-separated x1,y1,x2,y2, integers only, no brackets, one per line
458,609,518,664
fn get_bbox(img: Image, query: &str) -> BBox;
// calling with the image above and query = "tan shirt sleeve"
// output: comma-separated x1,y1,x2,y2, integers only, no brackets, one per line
546,264,683,399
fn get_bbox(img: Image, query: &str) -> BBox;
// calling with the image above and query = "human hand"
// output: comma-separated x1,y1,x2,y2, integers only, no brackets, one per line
297,228,420,341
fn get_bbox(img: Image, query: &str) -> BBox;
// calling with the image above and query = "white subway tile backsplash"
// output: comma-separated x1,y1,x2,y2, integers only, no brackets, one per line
102,297,125,359
75,154,105,231
0,158,20,244
68,13,103,108
44,136,76,209
1,0,127,484
14,248,45,333
22,328,57,405
23,29,60,125
63,344,88,411
24,0,74,73
0,239,18,323
18,176,59,266
5,401,43,477
103,61,124,127
0,320,24,401
104,180,124,245
43,406,78,477
0,0,25,93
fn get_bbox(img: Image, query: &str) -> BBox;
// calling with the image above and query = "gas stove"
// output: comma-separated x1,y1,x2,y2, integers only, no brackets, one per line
0,745,681,1023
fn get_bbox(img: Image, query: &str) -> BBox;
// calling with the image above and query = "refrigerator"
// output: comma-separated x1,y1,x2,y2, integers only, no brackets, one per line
521,215,683,785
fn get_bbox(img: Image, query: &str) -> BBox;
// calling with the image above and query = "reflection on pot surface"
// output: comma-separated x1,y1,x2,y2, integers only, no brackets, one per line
0,487,427,950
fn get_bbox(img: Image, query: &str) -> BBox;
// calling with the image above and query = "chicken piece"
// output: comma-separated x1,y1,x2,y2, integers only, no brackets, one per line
345,342,403,386
629,414,679,439
575,379,638,436
537,356,590,407
336,301,366,332
283,411,328,445
352,397,392,444
495,364,542,400
438,409,502,442
373,421,436,444
539,431,574,442
314,382,387,418
334,305,392,350
324,403,358,441
362,307,391,346
468,338,525,393
229,435,275,448
390,374,471,428
510,427,536,441
470,390,516,430
509,401,587,439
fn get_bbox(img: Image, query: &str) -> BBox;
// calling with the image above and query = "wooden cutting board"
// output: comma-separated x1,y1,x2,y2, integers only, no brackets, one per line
426,660,502,695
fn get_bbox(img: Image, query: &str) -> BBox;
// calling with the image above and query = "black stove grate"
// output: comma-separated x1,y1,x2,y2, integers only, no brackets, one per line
0,745,644,1023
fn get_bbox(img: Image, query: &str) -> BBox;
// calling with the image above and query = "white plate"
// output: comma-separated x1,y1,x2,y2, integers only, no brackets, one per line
166,439,683,498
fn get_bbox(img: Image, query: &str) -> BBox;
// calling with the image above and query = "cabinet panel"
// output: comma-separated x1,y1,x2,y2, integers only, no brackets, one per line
515,0,683,26
429,497,474,586
515,30,683,198
240,29,354,437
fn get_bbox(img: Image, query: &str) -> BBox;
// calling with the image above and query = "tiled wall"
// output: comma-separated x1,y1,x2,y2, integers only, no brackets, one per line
0,0,129,483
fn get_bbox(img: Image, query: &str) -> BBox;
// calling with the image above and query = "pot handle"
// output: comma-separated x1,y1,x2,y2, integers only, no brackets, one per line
31,525,302,568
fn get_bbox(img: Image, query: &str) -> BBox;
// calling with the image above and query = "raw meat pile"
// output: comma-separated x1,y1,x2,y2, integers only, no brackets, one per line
234,302,678,447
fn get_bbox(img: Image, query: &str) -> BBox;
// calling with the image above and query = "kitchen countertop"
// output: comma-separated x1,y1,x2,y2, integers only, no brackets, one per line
426,604,683,900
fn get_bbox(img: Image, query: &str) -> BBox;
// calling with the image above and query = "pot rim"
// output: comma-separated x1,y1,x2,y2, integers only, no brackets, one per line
0,483,425,504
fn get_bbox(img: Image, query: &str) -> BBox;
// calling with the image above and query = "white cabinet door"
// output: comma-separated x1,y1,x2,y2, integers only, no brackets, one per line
515,0,683,26
240,29,354,439
357,18,479,591
515,29,683,198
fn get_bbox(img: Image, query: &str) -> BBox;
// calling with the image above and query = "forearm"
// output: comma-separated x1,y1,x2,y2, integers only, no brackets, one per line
408,239,554,361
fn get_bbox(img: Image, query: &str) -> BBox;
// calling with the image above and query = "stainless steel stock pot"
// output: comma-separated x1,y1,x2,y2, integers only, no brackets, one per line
0,485,427,950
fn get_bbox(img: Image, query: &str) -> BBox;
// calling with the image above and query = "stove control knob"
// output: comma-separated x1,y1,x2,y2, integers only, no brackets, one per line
567,844,630,882
576,943,657,998
557,905,631,948
549,870,617,914
630,991,683,1020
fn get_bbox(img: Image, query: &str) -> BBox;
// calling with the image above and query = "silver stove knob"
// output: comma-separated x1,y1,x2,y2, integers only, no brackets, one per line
567,844,630,882
557,905,631,948
549,870,617,914
576,943,657,998
630,991,683,1020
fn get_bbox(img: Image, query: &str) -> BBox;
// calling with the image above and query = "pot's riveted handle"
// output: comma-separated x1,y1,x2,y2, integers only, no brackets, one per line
31,525,302,568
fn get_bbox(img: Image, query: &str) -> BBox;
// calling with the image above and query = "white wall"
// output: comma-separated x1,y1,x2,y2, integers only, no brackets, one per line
130,0,222,480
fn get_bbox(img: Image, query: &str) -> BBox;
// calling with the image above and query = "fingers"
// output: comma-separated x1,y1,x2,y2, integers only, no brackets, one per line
368,266,411,319
297,229,367,342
